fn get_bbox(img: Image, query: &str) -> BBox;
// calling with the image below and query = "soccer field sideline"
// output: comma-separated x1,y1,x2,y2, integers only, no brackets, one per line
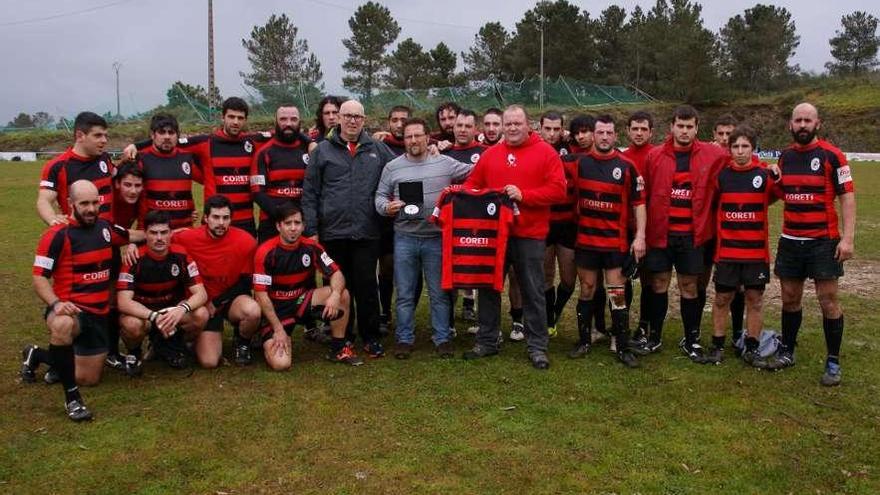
0,161,878,494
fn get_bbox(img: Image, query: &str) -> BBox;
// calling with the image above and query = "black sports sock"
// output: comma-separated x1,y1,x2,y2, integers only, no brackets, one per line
553,283,575,323
649,290,668,342
611,307,630,349
711,335,725,349
510,307,523,324
49,344,79,403
745,336,759,352
107,308,121,356
638,285,651,332
680,297,702,344
379,272,394,319
33,347,52,366
730,291,745,336
625,280,633,309
823,315,844,363
781,309,802,352
129,345,142,359
462,294,474,310
593,286,607,333
545,288,556,327
330,337,346,353
697,288,708,313
576,299,593,345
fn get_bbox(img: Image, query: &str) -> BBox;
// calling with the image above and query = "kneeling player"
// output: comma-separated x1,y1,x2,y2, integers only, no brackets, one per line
569,116,646,367
253,203,363,370
117,211,209,374
706,126,776,366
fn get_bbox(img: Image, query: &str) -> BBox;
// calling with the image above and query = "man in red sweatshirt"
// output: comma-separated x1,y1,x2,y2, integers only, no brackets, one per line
642,105,727,362
461,105,567,369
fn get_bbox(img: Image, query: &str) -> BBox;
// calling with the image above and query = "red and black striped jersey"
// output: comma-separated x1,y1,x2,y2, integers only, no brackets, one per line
381,135,406,156
178,130,271,234
173,225,257,300
552,152,584,224
714,163,776,263
250,136,311,222
573,150,644,252
253,236,337,312
33,218,129,315
669,150,694,235
116,244,202,310
113,189,139,229
432,187,518,291
441,141,489,167
775,140,854,240
40,148,114,221
137,146,197,230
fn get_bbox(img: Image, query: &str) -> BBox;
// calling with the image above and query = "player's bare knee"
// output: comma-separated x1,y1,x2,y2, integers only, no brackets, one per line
817,292,841,318
48,318,76,345
678,276,698,298
340,288,351,305
197,353,221,369
268,355,291,372
714,291,733,309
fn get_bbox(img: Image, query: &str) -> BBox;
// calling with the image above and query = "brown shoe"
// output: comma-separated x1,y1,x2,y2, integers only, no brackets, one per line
394,342,413,359
435,341,454,359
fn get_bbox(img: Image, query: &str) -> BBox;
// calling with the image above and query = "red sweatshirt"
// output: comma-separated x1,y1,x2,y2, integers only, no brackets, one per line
463,132,566,239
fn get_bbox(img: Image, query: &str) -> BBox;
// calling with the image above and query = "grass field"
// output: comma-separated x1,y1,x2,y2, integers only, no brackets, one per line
0,161,878,494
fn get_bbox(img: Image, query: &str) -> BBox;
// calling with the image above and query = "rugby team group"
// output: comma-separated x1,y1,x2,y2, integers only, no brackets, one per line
19,94,856,421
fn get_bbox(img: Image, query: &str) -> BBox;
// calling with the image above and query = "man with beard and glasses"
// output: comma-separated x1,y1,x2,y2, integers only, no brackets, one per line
173,195,261,367
479,108,503,146
135,114,198,230
250,105,313,243
124,98,271,237
770,103,856,386
21,181,137,421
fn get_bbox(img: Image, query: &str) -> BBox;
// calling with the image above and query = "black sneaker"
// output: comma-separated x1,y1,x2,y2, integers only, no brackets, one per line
529,351,550,370
567,342,591,359
462,344,498,360
363,341,386,358
326,343,364,366
233,336,252,365
104,353,126,371
20,344,39,383
704,347,723,365
304,323,332,345
617,350,640,368
741,349,764,368
65,399,93,422
44,368,59,385
435,341,455,359
393,342,413,360
679,338,706,363
631,326,648,348
124,354,143,377
461,307,477,323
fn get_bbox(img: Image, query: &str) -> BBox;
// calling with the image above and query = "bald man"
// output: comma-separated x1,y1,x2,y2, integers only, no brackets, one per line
303,99,397,358
22,181,142,421
771,103,856,386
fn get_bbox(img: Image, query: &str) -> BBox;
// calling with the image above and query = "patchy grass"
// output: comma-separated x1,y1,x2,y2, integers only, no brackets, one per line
1,162,879,494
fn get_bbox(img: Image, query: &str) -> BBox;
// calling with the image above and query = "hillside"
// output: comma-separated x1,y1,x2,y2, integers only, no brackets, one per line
2,77,878,153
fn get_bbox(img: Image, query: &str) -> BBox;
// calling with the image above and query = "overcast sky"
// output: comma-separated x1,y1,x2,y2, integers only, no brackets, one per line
0,0,874,122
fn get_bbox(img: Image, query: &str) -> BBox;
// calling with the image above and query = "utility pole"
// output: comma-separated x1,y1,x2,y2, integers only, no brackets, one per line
207,0,217,116
539,22,544,109
112,61,122,117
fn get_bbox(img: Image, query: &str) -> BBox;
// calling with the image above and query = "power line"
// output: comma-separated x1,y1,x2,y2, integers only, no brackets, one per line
0,0,136,27
300,0,480,31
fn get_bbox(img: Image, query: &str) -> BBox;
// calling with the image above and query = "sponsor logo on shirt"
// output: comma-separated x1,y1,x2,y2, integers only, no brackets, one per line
82,269,110,282
253,273,272,286
837,165,852,184
459,237,489,246
34,255,55,270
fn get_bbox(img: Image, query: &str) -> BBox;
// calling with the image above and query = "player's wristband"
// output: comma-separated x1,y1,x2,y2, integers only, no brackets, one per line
48,300,60,312
178,302,192,313
148,311,158,323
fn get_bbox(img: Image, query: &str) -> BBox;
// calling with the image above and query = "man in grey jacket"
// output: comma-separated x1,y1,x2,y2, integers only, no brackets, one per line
375,118,474,359
303,100,396,357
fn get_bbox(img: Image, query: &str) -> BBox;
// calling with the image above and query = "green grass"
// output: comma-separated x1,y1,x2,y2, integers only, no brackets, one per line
1,162,879,494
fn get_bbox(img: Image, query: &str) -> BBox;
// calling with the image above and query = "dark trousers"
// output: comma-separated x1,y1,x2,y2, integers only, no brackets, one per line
322,238,381,343
476,237,548,354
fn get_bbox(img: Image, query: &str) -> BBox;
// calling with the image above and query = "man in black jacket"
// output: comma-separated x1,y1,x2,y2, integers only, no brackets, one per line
302,100,396,357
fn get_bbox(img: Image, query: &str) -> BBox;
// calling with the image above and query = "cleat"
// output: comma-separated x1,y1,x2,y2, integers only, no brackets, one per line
704,347,723,365
461,307,477,322
20,344,39,383
393,342,413,360
462,344,498,360
529,351,550,370
820,360,841,387
768,349,796,370
435,341,455,359
327,343,364,366
233,336,253,365
567,342,591,359
104,353,126,371
65,399,93,422
547,325,558,339
124,354,143,377
679,338,706,363
363,341,385,358
616,350,640,368
304,323,332,345
509,322,525,342
741,349,765,368
466,324,480,335
44,368,59,385
609,336,618,353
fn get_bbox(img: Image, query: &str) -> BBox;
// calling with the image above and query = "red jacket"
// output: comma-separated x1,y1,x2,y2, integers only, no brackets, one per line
643,137,727,248
463,132,566,239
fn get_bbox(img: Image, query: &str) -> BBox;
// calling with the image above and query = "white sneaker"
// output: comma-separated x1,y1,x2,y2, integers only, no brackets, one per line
467,324,480,335
509,322,525,342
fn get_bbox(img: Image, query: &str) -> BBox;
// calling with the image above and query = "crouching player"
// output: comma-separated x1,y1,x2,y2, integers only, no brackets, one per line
706,126,777,366
253,203,364,370
117,211,209,374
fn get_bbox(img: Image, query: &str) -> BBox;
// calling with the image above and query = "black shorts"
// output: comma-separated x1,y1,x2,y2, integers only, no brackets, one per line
774,237,844,280
44,308,108,356
703,240,716,269
205,301,235,332
645,235,706,275
713,262,770,292
575,248,628,270
259,289,316,343
546,222,576,249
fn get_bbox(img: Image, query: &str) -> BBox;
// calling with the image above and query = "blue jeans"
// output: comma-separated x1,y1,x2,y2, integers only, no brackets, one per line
394,232,451,345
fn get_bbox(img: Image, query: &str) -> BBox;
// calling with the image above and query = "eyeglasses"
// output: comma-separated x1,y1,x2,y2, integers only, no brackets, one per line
341,114,365,122
404,133,426,140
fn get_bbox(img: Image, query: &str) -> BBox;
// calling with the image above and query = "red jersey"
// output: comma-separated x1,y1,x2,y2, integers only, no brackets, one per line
551,152,583,224
572,150,644,252
253,236,338,312
622,143,655,176
669,150,694,235
713,162,776,263
117,244,202,310
137,145,197,230
40,148,114,221
775,139,854,240
113,188,139,229
33,218,129,315
250,135,311,223
432,187,518,291
173,225,257,301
